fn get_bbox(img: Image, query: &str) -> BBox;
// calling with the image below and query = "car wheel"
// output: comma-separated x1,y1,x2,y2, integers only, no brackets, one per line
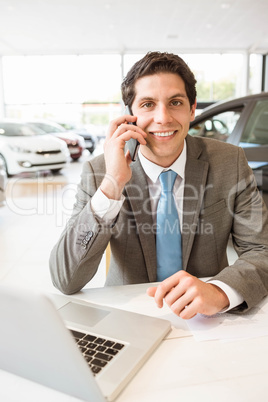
0,154,10,177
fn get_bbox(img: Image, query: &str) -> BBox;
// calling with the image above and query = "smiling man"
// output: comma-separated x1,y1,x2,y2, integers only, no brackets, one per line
50,52,268,319
133,73,196,167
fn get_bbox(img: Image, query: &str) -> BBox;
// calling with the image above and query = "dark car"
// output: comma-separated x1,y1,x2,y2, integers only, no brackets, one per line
56,122,96,154
189,92,268,192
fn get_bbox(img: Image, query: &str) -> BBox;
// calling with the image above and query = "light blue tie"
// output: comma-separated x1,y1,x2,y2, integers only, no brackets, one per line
156,170,182,281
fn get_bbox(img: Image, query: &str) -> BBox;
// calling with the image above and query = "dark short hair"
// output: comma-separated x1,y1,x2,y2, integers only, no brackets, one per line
121,51,197,108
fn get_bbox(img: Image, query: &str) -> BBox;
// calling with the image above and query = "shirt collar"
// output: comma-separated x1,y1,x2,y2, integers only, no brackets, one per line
138,139,187,183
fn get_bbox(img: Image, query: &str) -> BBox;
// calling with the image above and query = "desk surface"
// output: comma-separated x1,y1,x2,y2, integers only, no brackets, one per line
1,283,268,402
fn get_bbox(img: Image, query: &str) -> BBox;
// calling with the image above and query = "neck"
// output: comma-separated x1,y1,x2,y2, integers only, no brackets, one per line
140,144,184,168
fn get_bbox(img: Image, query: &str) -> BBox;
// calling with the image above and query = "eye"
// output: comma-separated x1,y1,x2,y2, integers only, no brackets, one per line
170,99,182,106
141,102,154,108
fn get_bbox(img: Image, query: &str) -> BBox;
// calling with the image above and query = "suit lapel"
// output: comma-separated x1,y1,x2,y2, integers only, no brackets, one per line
182,136,209,269
124,158,157,282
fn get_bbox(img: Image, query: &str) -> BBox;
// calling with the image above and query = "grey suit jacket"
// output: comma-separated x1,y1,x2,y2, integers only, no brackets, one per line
49,135,268,311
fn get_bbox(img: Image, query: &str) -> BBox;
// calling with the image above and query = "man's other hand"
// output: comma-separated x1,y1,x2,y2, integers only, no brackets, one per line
147,271,229,319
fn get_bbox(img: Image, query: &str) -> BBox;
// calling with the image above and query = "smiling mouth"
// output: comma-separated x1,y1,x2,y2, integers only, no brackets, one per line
150,131,176,137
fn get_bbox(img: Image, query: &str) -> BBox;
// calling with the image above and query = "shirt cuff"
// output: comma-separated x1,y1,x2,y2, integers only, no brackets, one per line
91,187,125,221
208,280,244,313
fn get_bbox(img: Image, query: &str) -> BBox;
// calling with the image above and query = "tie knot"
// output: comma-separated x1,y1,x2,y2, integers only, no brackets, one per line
159,170,177,193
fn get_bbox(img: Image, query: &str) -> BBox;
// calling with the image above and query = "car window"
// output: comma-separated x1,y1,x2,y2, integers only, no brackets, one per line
33,123,64,133
30,123,52,133
0,123,20,136
240,100,268,145
0,123,44,136
20,125,39,136
189,109,242,142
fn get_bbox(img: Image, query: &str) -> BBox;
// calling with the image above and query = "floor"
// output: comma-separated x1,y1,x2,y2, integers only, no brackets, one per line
1,144,267,295
0,147,107,294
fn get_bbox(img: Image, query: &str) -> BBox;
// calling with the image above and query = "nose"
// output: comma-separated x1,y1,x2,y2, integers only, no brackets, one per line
154,104,173,124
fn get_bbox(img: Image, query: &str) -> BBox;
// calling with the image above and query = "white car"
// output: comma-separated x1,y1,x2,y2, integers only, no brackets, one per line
0,120,70,176
0,156,7,206
28,120,86,160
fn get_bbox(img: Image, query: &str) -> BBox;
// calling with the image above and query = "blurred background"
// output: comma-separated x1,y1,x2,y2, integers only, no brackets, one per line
0,0,267,291
1,0,268,131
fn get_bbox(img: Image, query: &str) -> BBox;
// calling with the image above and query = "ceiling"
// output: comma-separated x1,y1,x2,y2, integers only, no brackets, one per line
0,0,268,56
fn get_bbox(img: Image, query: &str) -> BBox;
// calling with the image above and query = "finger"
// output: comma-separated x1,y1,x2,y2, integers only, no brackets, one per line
146,286,157,297
121,129,147,144
153,272,185,306
153,285,169,308
147,286,164,309
104,130,146,156
122,113,137,124
164,283,185,306
125,150,133,166
111,130,147,151
113,123,146,140
168,292,194,317
178,300,199,320
106,115,137,139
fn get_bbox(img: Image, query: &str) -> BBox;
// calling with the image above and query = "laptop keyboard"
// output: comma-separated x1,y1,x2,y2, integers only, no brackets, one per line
70,329,125,376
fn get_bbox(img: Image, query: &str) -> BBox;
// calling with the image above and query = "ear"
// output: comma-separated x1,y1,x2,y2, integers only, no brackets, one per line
190,99,197,122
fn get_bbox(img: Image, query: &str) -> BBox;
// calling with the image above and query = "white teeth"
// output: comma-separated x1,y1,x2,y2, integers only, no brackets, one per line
152,131,174,137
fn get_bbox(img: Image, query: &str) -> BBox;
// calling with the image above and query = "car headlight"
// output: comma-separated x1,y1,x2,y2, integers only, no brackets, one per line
8,144,32,153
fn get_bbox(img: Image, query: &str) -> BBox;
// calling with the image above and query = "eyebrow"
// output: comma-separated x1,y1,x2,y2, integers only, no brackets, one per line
169,93,188,99
136,93,188,102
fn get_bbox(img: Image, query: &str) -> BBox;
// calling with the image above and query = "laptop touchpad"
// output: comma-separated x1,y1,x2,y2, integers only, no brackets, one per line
59,302,110,327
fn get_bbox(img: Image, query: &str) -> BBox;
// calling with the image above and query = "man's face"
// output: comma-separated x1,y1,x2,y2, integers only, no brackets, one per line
131,72,196,167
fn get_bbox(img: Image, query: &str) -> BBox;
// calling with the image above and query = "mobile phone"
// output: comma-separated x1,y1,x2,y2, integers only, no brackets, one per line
125,105,140,161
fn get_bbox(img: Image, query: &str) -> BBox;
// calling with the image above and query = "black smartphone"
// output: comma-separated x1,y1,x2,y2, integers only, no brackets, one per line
125,105,140,161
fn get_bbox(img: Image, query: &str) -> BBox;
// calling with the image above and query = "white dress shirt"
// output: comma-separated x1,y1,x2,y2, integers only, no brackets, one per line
91,141,244,312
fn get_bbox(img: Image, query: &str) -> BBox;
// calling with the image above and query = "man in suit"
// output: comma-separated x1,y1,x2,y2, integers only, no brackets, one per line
49,52,268,319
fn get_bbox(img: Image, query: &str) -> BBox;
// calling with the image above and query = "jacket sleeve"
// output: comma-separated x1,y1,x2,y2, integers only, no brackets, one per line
49,159,113,294
212,147,268,311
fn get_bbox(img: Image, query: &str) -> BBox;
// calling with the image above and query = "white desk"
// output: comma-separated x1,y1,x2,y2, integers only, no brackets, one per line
1,283,268,402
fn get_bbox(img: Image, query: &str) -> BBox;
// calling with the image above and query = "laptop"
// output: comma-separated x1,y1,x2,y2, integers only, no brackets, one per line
0,285,171,401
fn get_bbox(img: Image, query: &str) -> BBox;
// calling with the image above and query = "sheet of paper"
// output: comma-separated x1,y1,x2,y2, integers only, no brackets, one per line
187,296,268,342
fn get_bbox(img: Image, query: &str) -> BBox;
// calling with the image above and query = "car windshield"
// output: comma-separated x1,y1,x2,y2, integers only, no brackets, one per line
0,123,46,137
29,122,65,134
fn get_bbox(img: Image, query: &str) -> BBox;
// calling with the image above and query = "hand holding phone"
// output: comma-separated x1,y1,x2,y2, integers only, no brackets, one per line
125,105,140,161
